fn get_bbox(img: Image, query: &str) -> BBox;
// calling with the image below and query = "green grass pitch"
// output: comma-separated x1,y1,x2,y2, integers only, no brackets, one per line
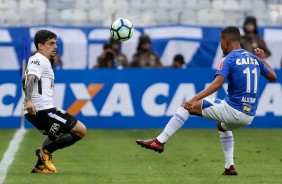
1,129,282,184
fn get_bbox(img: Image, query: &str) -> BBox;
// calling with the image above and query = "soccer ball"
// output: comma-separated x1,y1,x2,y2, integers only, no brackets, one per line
110,18,134,42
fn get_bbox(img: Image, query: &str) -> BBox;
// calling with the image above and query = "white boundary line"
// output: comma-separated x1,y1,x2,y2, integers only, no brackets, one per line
0,128,27,184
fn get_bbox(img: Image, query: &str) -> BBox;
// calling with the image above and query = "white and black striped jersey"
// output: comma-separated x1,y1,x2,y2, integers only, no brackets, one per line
25,52,55,111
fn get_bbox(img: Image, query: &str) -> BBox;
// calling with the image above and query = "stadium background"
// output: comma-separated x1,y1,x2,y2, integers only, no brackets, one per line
0,0,281,128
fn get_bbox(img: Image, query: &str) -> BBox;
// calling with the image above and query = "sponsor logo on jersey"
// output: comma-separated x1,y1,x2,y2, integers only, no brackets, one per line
217,58,225,70
236,57,259,66
31,60,40,66
242,103,252,113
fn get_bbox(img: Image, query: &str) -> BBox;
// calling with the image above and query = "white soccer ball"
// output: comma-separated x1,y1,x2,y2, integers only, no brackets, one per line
110,18,134,42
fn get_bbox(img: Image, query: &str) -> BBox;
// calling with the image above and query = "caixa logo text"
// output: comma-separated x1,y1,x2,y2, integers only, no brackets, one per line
0,83,282,117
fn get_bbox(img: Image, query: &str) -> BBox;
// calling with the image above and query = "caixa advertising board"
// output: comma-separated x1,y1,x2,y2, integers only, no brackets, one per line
0,69,281,128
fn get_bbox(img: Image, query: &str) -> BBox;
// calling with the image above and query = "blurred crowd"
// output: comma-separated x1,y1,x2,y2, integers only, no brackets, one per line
91,34,187,69
92,15,274,69
53,16,276,70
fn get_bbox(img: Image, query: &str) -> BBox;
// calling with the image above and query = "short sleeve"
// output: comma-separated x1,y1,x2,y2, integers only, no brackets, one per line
215,57,232,79
27,59,43,79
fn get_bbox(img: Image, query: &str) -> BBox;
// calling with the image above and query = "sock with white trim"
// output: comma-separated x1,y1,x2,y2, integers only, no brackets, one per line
157,107,190,143
218,131,234,169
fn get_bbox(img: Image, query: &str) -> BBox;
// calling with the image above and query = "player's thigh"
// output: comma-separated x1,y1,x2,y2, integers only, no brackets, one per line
201,98,226,122
30,108,78,136
202,98,253,130
25,113,48,134
70,120,87,138
50,108,78,134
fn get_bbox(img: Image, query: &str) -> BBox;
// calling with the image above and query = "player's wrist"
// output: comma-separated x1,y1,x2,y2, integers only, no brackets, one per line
24,99,32,103
193,95,200,101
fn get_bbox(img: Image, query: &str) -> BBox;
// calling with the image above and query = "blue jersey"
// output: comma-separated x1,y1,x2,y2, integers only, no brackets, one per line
215,49,270,116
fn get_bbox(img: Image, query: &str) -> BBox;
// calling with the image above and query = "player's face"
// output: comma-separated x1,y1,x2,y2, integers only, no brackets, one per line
220,35,228,56
39,38,57,59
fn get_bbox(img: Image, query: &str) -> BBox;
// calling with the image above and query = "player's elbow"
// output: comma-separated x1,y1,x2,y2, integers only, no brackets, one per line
269,74,277,82
213,75,225,90
270,77,277,82
266,71,277,83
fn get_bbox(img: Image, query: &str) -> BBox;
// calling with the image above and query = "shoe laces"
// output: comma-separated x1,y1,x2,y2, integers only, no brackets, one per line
47,154,53,163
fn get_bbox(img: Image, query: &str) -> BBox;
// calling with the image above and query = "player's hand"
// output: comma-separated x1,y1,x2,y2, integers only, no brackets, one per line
182,97,198,111
254,48,265,60
24,100,37,115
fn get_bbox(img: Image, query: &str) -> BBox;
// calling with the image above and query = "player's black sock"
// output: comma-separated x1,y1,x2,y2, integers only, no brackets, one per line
43,133,81,153
42,134,57,147
35,158,44,167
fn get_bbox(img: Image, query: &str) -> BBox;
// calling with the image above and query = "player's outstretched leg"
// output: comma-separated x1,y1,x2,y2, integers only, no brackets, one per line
136,139,165,153
136,107,190,153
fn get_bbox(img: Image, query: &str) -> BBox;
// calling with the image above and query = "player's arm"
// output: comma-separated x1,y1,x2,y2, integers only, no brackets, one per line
24,74,37,102
182,75,225,111
24,74,38,115
254,48,277,82
194,74,225,101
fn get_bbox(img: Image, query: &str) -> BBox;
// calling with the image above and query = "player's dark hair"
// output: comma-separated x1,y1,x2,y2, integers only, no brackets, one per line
34,30,57,50
221,26,241,42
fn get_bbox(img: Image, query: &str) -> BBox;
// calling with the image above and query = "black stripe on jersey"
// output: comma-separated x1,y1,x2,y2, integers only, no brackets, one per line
38,79,42,95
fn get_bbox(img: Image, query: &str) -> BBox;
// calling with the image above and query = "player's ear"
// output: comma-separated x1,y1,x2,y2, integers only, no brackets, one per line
221,35,228,46
224,37,229,47
38,43,44,50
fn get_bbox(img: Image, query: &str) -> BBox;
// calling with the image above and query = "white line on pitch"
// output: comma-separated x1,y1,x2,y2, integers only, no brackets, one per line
0,128,27,184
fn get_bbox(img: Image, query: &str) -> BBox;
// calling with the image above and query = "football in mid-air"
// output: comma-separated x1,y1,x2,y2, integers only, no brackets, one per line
110,18,134,42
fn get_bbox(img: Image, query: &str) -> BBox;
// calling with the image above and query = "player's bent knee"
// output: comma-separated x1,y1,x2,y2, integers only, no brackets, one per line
180,103,191,113
78,122,87,138
81,124,87,137
217,122,227,132
71,120,87,138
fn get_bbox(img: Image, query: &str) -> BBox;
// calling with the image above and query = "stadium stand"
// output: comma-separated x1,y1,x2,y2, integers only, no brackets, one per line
0,0,281,27
197,9,225,26
183,0,212,10
157,0,184,11
74,0,102,10
59,9,88,26
46,8,61,25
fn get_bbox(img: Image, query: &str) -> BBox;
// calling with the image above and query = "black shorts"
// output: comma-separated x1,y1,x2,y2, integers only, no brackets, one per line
25,108,77,136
